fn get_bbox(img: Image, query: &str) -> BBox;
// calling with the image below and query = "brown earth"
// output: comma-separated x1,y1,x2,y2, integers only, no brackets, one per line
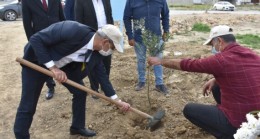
0,13,259,139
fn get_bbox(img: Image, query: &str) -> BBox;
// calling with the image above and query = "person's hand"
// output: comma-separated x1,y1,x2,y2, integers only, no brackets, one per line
202,78,216,96
49,66,67,83
117,100,130,112
162,32,169,42
148,57,162,66
128,39,135,47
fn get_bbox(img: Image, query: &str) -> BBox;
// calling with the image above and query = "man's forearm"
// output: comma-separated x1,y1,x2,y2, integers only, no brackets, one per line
161,59,182,70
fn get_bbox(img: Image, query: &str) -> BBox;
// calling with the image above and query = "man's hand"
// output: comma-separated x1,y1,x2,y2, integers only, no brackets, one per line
202,78,216,96
162,32,169,42
148,57,162,66
128,39,135,47
49,66,67,83
117,100,130,112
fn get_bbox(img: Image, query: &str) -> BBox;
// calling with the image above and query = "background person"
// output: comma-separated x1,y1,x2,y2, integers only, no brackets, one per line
123,0,170,94
64,0,75,20
21,0,65,100
75,0,114,97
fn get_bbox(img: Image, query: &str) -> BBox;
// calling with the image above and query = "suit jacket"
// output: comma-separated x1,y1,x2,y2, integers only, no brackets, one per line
23,21,116,97
64,0,75,20
22,0,65,40
75,0,114,30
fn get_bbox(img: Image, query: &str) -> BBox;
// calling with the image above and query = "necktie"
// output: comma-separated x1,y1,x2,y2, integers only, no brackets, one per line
80,50,92,71
42,0,48,11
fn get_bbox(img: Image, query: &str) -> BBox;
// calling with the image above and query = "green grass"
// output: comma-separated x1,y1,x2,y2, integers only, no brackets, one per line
192,23,211,32
236,34,260,49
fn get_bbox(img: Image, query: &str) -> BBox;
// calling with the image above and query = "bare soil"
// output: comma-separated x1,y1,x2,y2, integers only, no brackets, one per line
0,13,259,139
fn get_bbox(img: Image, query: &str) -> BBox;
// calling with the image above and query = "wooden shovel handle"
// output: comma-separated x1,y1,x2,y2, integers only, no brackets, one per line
16,57,153,119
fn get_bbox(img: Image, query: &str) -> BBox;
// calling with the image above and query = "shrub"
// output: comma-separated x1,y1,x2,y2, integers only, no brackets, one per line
192,23,210,32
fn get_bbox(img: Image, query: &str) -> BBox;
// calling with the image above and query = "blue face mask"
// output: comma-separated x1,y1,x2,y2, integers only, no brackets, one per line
211,46,220,54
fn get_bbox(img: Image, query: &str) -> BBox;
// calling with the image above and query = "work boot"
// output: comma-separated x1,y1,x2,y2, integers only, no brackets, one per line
135,82,145,91
155,84,169,94
45,88,55,100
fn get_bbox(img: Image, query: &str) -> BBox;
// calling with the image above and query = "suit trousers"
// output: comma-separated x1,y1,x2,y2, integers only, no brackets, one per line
89,55,111,91
14,62,88,139
183,85,237,139
46,77,56,89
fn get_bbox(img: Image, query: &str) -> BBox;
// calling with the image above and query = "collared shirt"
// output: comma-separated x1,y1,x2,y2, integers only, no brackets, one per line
41,0,48,6
123,0,169,42
45,34,95,68
44,35,119,100
92,0,107,28
180,42,260,128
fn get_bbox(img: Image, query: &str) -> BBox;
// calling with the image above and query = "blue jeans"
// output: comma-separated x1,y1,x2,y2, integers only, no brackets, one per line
134,40,164,85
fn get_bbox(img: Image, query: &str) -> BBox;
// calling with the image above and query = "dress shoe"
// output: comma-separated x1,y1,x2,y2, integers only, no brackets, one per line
92,94,99,99
70,128,96,137
91,90,100,99
45,88,54,100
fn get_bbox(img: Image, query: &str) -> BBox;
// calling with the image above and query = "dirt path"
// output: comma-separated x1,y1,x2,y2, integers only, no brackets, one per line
0,14,259,139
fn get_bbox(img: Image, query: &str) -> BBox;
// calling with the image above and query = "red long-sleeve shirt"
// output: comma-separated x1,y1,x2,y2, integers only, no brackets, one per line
180,42,260,128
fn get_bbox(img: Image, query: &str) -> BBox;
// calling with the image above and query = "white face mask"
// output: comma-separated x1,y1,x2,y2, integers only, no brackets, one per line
99,47,113,56
211,46,219,54
211,38,221,54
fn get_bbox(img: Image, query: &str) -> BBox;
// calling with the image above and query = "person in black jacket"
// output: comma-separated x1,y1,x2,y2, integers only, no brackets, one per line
13,21,130,138
21,0,65,100
64,0,75,20
75,0,114,97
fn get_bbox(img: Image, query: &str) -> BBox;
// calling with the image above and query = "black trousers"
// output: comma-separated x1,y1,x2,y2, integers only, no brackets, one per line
89,55,111,91
14,63,88,139
46,77,55,89
183,85,237,139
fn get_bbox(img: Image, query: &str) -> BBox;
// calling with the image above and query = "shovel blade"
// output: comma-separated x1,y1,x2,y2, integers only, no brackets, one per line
147,109,165,129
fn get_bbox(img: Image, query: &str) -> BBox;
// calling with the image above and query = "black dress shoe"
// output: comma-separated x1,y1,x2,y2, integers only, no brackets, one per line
91,90,99,99
45,88,54,100
70,128,96,137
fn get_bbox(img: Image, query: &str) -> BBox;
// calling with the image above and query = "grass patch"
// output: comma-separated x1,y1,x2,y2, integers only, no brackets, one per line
236,34,260,49
192,23,210,32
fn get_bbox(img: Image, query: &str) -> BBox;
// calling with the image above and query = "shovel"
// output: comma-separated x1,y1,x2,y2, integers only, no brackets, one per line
16,57,165,130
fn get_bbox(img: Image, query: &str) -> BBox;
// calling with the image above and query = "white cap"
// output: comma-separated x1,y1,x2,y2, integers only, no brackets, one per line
100,24,124,53
203,25,233,45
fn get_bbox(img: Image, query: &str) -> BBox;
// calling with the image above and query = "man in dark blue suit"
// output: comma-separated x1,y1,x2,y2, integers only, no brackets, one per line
13,21,130,138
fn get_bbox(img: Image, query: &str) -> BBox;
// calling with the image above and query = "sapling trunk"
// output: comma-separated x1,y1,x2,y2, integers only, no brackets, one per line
134,18,167,110
147,65,152,110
